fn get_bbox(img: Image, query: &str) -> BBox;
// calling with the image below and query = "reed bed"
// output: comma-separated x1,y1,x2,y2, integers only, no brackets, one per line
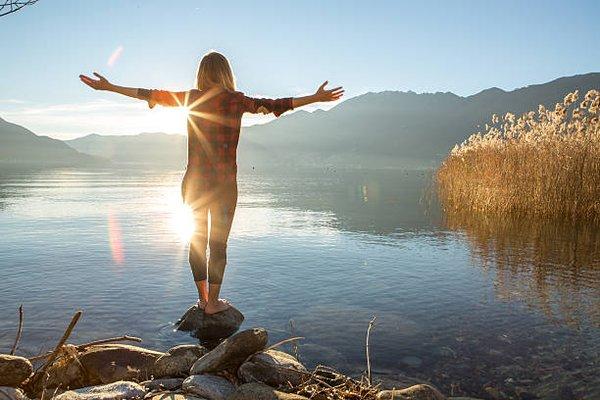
437,90,600,221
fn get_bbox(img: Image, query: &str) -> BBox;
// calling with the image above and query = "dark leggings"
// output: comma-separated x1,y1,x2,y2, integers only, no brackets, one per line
184,176,238,284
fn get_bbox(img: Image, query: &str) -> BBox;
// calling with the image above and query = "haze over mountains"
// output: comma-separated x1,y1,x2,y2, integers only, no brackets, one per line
2,73,599,168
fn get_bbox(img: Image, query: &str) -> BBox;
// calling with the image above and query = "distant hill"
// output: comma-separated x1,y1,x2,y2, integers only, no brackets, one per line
66,132,187,167
0,117,104,167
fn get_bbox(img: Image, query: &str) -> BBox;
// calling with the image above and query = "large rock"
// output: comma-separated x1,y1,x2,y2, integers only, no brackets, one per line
0,355,33,387
377,384,446,400
228,383,309,400
152,344,208,378
0,387,28,400
238,350,308,387
54,381,146,400
141,378,184,392
78,344,164,385
190,328,268,374
182,374,235,400
176,304,244,341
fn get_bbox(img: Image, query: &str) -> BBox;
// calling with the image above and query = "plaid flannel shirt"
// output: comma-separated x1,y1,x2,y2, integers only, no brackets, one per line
138,87,293,185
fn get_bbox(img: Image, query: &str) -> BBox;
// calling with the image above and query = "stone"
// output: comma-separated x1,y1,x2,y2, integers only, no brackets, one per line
153,344,208,378
141,378,184,391
238,349,308,387
54,381,146,400
0,387,28,400
0,354,33,387
149,393,206,400
78,344,164,385
377,384,446,400
182,374,235,400
227,383,309,400
176,304,244,342
190,328,268,374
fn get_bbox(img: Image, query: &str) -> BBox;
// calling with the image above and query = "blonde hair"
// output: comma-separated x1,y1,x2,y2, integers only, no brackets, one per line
196,51,236,91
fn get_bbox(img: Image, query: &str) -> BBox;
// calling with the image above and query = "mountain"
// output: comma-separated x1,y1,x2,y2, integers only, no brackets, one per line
239,72,600,166
0,117,104,167
66,132,187,167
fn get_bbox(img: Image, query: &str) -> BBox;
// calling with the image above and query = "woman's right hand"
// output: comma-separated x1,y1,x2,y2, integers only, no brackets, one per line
79,72,112,91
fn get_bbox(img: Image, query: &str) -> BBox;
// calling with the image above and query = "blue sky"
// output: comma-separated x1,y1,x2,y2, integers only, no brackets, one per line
1,0,599,139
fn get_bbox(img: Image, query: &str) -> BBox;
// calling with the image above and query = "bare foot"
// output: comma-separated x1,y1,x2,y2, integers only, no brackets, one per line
204,299,231,315
197,298,207,310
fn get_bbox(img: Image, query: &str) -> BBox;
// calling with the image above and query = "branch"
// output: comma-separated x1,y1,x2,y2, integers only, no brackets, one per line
10,304,24,355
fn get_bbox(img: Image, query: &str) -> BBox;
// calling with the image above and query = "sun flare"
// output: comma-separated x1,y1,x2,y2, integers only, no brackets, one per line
170,200,195,243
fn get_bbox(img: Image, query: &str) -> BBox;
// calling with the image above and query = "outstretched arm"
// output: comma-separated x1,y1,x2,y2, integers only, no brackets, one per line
292,81,344,109
79,72,188,108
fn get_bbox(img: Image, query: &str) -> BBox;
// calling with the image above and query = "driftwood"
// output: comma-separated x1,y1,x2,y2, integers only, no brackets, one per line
28,335,143,362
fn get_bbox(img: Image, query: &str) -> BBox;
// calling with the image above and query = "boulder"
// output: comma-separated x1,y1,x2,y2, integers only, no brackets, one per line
190,328,268,374
176,304,244,341
141,378,184,391
148,393,206,400
182,374,235,400
227,383,309,400
54,381,146,400
153,344,208,378
238,350,308,387
377,384,446,400
0,355,33,387
0,387,28,400
78,344,164,385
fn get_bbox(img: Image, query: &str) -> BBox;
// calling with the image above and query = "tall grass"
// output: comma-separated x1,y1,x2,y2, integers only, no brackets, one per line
437,90,600,221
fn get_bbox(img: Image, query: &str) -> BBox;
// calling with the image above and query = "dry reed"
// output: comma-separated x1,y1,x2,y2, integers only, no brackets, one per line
437,90,600,221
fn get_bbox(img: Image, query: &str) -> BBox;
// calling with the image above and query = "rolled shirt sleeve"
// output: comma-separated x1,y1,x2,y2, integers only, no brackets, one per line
242,96,294,117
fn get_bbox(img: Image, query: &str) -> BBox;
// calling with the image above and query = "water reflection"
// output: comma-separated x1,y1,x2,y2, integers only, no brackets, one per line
445,211,600,328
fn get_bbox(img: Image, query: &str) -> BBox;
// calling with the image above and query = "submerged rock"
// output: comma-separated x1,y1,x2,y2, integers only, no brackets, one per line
176,304,244,342
141,378,184,392
228,383,309,400
238,349,308,387
54,381,146,400
148,393,205,400
78,344,164,384
152,344,208,378
0,387,29,400
182,374,235,400
0,354,33,387
190,328,268,374
377,384,446,400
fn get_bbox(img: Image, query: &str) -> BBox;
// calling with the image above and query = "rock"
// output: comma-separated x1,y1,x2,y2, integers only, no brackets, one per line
182,374,235,400
371,372,425,390
238,349,308,387
227,383,309,400
153,344,208,378
0,354,33,387
78,344,164,385
141,378,184,391
0,387,28,400
54,381,147,400
148,393,206,400
190,328,268,374
377,384,446,400
176,304,244,342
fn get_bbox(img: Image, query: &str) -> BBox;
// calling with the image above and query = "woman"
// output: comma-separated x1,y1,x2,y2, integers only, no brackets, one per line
80,51,343,314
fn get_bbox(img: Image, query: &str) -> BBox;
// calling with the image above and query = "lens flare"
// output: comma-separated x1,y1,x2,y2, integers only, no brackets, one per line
107,45,124,67
171,202,195,243
107,211,124,264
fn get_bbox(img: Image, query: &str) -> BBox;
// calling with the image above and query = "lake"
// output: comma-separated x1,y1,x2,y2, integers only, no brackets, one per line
0,167,599,399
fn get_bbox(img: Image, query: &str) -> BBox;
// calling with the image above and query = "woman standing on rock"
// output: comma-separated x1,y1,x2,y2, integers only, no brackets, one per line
80,52,343,314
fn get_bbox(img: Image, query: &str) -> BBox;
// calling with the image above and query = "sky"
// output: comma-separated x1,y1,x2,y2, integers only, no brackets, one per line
1,0,599,139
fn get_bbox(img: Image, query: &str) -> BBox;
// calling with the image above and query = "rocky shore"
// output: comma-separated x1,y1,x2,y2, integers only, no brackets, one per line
0,305,480,400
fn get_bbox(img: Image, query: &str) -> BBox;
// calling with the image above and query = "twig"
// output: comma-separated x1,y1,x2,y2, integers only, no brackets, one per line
28,335,143,362
35,310,82,374
10,304,24,355
266,336,304,351
366,316,377,386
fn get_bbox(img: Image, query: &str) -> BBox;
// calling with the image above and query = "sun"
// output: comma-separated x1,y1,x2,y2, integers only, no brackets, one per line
149,106,190,134
169,197,195,243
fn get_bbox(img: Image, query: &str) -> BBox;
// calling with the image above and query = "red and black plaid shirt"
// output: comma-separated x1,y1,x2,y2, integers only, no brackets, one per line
138,87,293,185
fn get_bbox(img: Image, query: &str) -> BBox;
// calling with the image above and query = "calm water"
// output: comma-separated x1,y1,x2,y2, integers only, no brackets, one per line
1,167,599,399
